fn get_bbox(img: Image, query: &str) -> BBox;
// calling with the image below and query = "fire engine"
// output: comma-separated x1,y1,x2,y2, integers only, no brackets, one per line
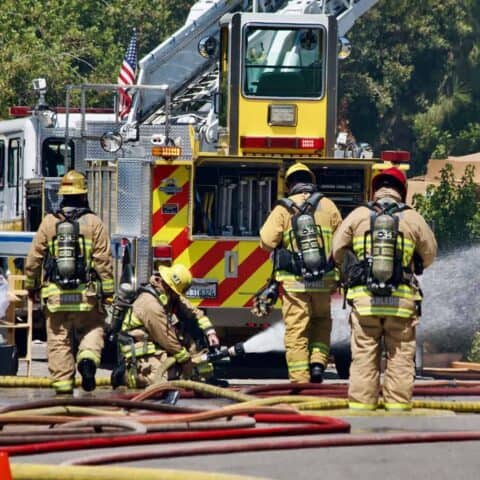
0,0,410,363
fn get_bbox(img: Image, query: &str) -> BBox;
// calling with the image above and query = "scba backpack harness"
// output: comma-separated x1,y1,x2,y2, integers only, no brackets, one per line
364,199,411,296
276,192,329,281
341,199,412,303
47,208,93,289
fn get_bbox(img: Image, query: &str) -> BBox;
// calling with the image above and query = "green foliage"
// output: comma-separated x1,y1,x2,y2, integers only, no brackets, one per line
413,163,480,249
466,331,480,363
340,0,480,174
0,0,194,117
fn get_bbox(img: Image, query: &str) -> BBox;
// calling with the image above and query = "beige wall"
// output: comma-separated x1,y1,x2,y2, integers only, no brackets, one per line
407,153,480,205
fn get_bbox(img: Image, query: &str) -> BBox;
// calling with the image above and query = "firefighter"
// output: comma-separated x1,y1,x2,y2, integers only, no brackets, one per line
25,170,114,394
117,263,224,388
332,167,437,411
259,163,342,383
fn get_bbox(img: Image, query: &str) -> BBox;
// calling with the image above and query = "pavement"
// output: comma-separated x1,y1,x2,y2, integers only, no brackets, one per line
2,343,480,479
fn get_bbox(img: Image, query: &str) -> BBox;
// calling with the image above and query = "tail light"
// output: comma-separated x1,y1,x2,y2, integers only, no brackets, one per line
153,244,172,267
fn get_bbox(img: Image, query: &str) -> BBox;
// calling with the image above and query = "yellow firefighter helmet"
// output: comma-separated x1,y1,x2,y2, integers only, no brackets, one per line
285,163,315,185
58,170,88,195
159,264,193,295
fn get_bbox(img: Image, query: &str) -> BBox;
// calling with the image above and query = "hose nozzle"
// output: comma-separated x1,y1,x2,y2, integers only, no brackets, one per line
228,342,245,358
207,342,246,362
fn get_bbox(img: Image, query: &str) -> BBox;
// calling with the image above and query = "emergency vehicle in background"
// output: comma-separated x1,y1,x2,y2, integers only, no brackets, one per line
0,0,410,356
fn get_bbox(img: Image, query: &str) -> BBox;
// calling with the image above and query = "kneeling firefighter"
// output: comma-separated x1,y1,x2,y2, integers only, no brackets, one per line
25,170,114,394
259,163,342,383
113,263,225,388
332,167,437,411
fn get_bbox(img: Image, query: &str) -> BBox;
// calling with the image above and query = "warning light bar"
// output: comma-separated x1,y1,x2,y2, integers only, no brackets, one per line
240,136,324,152
151,146,182,159
380,150,410,163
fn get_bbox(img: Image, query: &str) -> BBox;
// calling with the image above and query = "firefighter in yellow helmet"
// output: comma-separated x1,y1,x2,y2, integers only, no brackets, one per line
259,163,342,383
25,170,114,394
332,167,437,411
116,263,226,388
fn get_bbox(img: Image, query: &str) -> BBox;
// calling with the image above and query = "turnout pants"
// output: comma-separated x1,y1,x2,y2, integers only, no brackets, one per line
46,309,105,389
282,290,332,383
127,349,214,389
348,309,416,410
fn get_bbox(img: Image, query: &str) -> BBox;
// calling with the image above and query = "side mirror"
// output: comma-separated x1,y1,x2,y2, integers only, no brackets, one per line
338,36,352,60
100,131,123,153
198,36,219,59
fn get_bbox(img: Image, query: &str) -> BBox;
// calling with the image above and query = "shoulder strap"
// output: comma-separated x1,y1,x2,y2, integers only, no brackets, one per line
367,200,411,215
138,284,168,306
276,192,323,214
302,192,323,213
55,207,93,222
275,197,299,213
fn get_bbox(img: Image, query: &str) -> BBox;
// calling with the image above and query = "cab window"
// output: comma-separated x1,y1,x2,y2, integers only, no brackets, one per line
42,139,75,177
244,26,324,98
0,140,4,190
8,138,21,187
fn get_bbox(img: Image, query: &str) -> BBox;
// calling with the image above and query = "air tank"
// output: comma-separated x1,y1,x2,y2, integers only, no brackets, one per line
371,213,396,284
56,221,76,281
295,213,324,276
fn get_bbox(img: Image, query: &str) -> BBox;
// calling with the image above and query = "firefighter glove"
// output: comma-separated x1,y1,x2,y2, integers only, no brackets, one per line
251,279,280,318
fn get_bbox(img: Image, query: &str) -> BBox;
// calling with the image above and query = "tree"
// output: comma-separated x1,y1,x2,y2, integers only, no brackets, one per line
0,0,195,117
413,163,480,250
340,0,480,174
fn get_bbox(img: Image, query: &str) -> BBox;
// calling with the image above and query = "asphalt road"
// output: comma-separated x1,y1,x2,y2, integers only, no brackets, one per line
2,342,480,480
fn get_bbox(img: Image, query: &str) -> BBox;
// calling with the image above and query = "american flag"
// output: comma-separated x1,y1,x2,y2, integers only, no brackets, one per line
117,29,137,120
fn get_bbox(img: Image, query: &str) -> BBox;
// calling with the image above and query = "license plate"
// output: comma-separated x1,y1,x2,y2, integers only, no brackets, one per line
185,280,217,299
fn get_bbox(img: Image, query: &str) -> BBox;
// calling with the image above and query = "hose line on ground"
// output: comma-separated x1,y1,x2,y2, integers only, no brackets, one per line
0,376,111,388
10,463,269,480
65,430,480,466
2,413,350,456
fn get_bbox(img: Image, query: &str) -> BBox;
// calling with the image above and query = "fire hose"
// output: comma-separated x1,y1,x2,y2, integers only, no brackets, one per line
1,378,480,467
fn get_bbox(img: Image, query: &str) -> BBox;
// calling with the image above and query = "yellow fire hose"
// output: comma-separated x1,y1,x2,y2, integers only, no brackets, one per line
10,464,268,480
296,398,480,414
0,376,111,388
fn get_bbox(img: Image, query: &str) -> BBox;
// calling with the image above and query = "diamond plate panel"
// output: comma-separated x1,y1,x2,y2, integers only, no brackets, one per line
116,159,151,237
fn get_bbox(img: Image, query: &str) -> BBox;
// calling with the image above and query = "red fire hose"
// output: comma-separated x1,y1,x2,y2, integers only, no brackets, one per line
1,413,350,456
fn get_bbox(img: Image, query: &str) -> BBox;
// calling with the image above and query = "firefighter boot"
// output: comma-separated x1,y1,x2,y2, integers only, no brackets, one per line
310,363,325,383
78,359,97,392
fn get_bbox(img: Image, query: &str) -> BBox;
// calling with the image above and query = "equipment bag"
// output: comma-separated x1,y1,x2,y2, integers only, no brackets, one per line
47,208,92,289
276,192,328,281
363,199,410,296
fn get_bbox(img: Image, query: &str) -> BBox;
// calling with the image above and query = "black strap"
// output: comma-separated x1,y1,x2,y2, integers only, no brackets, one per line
54,207,93,222
138,284,158,299
366,200,410,215
276,192,323,214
